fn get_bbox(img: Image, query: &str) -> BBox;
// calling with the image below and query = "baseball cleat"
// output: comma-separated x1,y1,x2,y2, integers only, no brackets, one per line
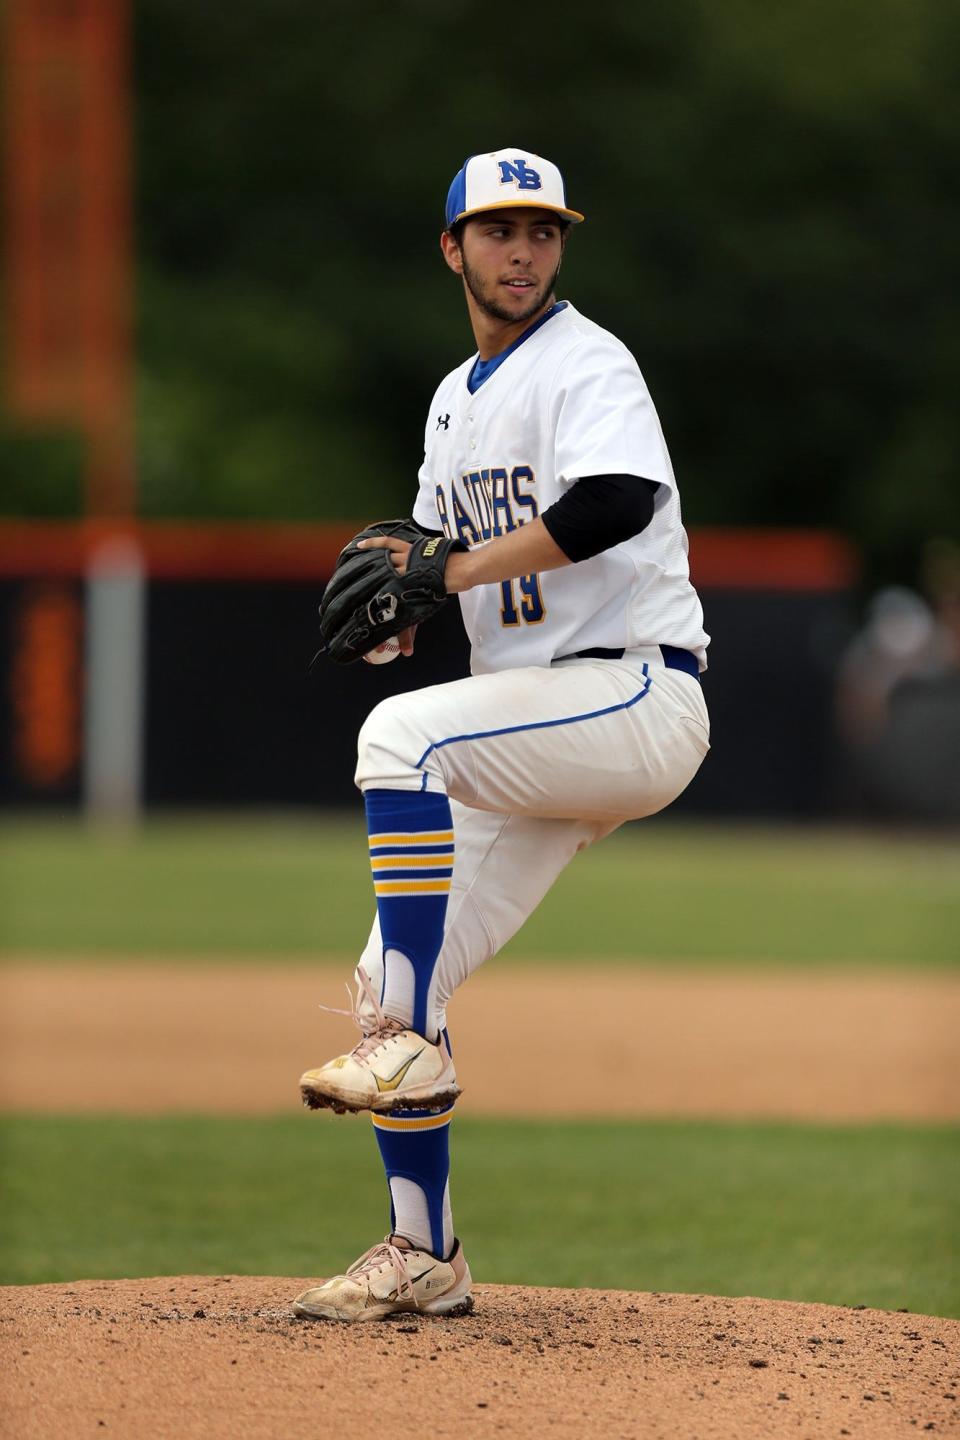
292,1237,473,1323
299,1025,460,1113
300,965,460,1114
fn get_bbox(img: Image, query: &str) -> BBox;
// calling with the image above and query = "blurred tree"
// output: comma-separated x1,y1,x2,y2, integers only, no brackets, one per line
2,0,956,584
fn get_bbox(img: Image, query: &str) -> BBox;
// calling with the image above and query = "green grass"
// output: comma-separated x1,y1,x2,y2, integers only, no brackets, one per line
1,817,958,966
1,1115,957,1317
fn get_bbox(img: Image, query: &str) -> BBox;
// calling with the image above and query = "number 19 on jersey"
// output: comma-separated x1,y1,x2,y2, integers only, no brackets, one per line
500,573,545,626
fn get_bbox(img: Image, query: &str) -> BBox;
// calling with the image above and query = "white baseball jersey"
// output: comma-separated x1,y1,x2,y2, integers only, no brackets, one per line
412,302,709,675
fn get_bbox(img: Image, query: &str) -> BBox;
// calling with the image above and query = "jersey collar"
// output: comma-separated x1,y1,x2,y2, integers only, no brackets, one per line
466,301,568,395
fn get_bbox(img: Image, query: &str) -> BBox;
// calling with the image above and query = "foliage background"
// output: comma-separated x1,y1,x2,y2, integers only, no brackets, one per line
3,0,958,587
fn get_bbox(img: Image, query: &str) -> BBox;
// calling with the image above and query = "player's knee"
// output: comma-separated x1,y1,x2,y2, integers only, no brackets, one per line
355,695,427,790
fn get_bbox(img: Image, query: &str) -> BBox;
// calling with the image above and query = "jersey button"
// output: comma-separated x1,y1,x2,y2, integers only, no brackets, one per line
469,440,476,450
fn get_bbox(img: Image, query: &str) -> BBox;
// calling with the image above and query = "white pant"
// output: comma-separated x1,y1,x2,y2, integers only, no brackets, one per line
353,648,709,1033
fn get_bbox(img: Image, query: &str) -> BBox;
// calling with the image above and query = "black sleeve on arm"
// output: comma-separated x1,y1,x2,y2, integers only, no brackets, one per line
540,474,660,563
412,519,444,537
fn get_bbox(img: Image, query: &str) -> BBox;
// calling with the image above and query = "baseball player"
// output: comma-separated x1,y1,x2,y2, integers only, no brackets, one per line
293,148,710,1322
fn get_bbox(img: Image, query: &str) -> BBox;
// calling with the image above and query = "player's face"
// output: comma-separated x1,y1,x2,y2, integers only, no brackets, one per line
451,210,566,325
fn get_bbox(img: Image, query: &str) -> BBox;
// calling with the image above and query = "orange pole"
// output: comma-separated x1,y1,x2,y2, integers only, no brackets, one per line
5,0,135,516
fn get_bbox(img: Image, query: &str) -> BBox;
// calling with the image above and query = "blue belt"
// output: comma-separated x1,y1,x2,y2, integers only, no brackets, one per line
571,644,700,681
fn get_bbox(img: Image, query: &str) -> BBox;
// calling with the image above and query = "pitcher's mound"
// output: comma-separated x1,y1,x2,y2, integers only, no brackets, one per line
2,1276,957,1438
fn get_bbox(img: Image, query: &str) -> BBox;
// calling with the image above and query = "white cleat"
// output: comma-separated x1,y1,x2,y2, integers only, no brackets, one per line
292,1237,473,1323
299,966,460,1115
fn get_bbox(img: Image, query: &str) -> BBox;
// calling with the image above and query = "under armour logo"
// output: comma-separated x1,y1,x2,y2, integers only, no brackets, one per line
497,158,542,192
436,414,450,430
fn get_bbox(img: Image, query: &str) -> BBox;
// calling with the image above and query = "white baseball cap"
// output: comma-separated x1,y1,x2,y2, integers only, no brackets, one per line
445,148,585,228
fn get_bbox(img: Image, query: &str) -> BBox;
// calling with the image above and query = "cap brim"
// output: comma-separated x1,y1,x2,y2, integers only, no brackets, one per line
451,199,585,225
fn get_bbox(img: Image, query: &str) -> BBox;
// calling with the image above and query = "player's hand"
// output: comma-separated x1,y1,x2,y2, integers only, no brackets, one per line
356,535,412,575
398,625,417,656
357,533,472,593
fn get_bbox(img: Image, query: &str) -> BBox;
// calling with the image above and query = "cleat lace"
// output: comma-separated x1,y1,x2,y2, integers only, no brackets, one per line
318,964,407,1064
346,1239,418,1304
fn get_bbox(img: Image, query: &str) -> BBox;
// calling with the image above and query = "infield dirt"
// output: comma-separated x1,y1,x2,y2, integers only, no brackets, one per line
2,963,958,1119
3,1275,959,1438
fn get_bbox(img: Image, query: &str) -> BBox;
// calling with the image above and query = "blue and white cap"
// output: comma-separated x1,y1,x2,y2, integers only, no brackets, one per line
445,148,585,229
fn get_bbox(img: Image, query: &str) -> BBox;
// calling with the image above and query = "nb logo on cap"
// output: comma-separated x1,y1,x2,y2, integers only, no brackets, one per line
497,158,542,192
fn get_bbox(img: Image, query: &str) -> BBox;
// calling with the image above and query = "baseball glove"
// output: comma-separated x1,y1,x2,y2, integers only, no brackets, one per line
319,519,466,664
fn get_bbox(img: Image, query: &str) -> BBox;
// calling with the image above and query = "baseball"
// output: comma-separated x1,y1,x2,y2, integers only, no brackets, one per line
363,638,401,665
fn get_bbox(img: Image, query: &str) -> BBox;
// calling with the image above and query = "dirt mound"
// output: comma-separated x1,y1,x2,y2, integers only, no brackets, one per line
2,1277,957,1438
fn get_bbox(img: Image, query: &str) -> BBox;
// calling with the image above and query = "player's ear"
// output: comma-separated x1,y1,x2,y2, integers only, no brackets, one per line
440,229,464,275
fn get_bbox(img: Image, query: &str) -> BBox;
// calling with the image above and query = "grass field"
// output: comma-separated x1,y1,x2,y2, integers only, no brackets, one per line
2,819,957,1320
2,817,958,965
1,1115,957,1317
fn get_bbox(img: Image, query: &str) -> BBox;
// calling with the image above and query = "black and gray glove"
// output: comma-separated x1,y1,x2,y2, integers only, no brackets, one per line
318,519,466,664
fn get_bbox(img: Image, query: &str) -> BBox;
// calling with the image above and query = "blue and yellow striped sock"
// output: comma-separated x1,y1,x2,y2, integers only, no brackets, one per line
372,1102,455,1258
364,789,454,1038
